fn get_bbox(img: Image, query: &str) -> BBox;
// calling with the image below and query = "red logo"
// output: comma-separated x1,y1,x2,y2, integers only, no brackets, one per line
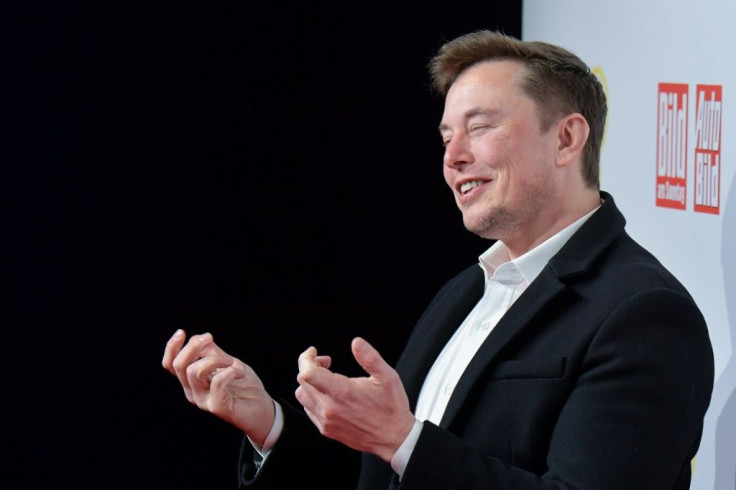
656,83,688,210
694,84,722,214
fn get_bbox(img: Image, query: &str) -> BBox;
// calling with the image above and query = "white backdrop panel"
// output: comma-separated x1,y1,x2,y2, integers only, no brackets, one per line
523,1,735,488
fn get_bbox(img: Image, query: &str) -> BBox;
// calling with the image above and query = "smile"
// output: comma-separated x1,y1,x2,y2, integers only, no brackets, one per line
460,180,485,194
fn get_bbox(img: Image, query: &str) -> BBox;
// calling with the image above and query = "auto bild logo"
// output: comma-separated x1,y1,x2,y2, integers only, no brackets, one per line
657,83,688,210
656,83,723,214
694,85,722,214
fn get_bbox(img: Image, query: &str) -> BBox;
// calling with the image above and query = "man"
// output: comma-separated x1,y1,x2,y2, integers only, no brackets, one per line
162,30,714,489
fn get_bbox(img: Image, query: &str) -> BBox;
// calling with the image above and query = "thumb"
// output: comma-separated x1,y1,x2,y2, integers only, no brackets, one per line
352,337,390,379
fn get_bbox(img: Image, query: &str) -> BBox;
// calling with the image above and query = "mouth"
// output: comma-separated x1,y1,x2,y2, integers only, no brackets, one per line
457,179,490,195
459,180,484,194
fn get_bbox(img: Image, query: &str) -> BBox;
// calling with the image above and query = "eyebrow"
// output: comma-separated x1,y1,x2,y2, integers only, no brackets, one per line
438,107,501,132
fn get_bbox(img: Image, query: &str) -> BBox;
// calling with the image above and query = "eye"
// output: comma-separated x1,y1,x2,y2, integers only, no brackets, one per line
469,124,489,133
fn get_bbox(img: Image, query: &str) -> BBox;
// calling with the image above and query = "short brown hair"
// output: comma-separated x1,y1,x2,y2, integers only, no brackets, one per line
429,30,607,189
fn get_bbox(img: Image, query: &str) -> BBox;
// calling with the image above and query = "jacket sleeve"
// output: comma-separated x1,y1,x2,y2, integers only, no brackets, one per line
237,398,361,489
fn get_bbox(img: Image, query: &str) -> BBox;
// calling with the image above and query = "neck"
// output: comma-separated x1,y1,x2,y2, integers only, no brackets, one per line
503,188,601,259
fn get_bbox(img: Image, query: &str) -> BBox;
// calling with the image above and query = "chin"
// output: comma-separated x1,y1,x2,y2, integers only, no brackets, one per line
463,218,494,239
463,208,511,240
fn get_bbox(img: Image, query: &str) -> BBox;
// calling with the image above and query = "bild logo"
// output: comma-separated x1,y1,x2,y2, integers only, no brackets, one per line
656,83,723,214
657,83,688,210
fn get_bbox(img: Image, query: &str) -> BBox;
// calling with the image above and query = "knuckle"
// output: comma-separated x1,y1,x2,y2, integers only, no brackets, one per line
298,367,313,383
210,371,230,391
171,357,185,373
321,400,338,419
185,363,200,382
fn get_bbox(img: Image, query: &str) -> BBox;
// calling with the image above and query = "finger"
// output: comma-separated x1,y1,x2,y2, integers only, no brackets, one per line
297,346,318,373
186,355,236,409
210,363,246,391
351,337,391,380
296,347,338,394
186,353,235,395
207,364,247,415
162,329,186,374
315,355,332,369
297,346,326,381
297,362,330,388
297,348,331,372
171,332,215,399
294,381,322,414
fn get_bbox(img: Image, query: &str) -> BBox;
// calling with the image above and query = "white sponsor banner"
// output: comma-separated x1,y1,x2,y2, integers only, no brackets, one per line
523,1,735,488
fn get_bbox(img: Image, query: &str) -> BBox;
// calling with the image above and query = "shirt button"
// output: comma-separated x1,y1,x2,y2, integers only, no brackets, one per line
444,384,454,395
480,320,491,330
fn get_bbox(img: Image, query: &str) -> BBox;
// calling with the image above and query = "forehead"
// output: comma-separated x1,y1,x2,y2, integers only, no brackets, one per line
446,59,527,104
440,60,534,127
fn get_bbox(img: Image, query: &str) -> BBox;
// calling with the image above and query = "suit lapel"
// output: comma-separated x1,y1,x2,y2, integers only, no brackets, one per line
439,192,627,428
396,265,485,408
439,269,566,427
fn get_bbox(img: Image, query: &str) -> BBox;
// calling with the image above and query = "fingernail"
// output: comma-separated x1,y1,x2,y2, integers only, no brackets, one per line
174,329,184,338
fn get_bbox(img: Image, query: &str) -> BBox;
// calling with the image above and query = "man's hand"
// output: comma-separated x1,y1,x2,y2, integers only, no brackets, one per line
162,330,275,446
294,337,416,463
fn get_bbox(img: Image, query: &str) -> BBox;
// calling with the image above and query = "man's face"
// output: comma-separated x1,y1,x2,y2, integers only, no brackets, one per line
440,60,560,245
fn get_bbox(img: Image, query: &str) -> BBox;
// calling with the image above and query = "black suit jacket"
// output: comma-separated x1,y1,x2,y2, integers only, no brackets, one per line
239,193,714,490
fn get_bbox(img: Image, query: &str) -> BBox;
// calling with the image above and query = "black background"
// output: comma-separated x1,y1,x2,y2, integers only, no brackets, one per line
6,2,521,488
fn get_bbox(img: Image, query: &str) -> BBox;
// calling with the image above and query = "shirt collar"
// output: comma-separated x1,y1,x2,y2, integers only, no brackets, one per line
478,205,601,286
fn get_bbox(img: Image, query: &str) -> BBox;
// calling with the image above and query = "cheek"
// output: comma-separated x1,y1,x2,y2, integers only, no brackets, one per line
475,141,508,171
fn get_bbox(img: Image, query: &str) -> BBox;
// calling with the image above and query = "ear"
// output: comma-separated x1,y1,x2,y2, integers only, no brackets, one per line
555,113,589,168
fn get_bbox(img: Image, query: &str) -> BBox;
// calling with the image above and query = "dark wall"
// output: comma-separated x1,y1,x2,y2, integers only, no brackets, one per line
6,3,521,488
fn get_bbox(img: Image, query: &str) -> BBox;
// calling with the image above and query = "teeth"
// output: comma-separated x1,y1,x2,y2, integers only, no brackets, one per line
460,180,483,194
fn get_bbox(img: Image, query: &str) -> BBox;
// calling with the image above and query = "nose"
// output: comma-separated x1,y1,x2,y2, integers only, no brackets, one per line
443,133,473,169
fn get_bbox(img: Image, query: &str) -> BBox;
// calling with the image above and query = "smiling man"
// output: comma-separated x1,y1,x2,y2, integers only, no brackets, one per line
163,31,714,489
